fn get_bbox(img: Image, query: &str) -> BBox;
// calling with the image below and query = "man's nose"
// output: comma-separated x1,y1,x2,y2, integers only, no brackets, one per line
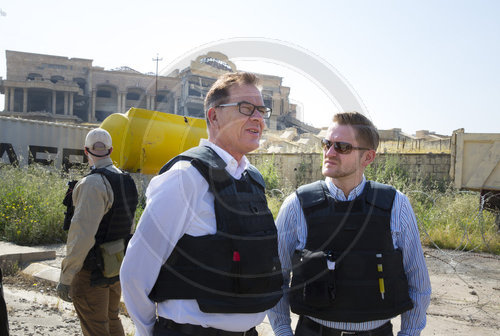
249,108,264,120
325,145,337,157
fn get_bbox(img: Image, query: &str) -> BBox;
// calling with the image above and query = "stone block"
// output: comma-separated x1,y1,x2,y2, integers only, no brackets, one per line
22,262,60,284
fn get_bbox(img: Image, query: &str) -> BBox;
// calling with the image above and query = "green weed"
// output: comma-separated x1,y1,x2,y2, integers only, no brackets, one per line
1,161,497,255
256,156,280,192
0,165,70,245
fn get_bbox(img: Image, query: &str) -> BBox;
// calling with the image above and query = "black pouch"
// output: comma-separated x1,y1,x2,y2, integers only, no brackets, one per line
291,249,336,307
62,180,78,231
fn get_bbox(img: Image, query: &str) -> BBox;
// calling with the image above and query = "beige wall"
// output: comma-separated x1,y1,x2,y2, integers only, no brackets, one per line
247,152,451,190
247,152,323,189
372,153,451,181
379,139,451,153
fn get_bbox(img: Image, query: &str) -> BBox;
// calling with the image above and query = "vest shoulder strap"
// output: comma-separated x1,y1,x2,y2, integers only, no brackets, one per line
159,146,226,175
296,181,328,209
296,180,396,211
159,146,266,189
365,180,397,211
89,166,123,178
245,164,266,189
89,167,135,191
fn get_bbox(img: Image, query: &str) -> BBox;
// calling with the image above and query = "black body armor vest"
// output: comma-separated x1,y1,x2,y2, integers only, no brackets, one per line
148,146,283,314
290,180,414,322
81,168,138,284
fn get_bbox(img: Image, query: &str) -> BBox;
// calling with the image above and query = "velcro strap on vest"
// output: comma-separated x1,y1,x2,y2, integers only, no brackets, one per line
159,146,226,175
296,181,327,209
365,181,396,211
245,165,265,189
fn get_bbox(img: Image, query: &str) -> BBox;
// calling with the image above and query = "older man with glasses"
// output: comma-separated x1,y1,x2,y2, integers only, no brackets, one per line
121,72,283,336
268,112,431,336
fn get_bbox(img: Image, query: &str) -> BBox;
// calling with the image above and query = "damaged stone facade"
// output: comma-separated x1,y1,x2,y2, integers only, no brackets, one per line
0,50,180,123
0,50,312,132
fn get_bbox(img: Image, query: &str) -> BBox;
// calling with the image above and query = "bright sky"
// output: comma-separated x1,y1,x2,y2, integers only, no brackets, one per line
1,0,499,135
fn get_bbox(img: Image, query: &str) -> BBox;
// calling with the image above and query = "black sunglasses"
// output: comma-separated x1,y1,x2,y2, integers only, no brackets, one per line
216,101,272,119
321,139,371,154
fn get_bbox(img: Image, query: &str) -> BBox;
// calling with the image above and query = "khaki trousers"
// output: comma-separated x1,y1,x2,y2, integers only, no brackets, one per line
70,269,124,336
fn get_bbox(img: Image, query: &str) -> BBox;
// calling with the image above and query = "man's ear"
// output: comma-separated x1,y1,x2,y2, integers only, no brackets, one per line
207,107,217,126
362,149,376,168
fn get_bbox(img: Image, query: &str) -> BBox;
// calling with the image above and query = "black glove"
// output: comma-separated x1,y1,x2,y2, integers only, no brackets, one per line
56,282,72,302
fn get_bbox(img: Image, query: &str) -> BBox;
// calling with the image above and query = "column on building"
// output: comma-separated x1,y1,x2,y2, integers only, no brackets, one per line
69,92,74,116
146,95,150,110
4,87,9,111
91,90,96,121
116,92,121,113
9,88,15,112
122,92,127,112
64,92,69,115
23,88,28,113
52,91,57,114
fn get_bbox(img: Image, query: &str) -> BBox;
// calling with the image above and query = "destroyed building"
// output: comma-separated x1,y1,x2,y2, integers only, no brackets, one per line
0,50,316,133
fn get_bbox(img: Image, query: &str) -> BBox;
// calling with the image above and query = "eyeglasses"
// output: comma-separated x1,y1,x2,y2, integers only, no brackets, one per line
321,139,371,154
216,101,272,119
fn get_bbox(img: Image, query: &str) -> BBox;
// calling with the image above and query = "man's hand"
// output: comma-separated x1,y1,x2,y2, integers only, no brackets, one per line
56,282,72,302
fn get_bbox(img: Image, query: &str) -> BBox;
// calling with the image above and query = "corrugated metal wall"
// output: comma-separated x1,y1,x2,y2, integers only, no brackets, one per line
0,116,94,169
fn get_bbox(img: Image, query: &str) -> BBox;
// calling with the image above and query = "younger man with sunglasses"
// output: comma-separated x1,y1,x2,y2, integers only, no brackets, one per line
268,112,431,336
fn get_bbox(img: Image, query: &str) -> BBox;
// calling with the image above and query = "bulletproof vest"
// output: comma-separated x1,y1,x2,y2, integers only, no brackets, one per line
290,180,414,322
149,146,283,314
81,167,139,284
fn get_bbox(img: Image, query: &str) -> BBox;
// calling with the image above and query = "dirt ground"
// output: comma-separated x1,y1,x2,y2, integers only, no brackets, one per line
2,247,499,335
419,248,500,335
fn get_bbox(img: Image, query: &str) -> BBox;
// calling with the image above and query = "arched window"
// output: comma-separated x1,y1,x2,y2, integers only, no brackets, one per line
126,92,140,100
97,89,112,98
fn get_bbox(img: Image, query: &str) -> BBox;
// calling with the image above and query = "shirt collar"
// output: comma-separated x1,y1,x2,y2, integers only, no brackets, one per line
200,139,249,179
325,175,366,201
93,157,113,169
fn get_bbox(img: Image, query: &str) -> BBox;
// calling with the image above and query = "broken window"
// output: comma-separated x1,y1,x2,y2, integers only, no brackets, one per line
126,92,140,100
73,78,87,92
187,107,204,118
97,89,112,98
50,75,64,84
27,73,42,80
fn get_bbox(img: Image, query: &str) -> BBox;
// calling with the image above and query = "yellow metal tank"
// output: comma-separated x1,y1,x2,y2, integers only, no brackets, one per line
100,108,207,175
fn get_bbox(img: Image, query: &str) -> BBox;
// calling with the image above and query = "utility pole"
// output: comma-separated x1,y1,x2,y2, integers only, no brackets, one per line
152,54,163,110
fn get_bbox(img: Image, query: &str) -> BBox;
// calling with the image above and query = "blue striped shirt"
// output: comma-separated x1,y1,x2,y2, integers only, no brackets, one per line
267,176,431,336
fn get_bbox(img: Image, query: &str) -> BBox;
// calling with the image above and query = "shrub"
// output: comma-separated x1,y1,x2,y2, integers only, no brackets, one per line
256,156,280,192
1,162,497,255
0,165,71,245
410,190,499,254
365,154,411,192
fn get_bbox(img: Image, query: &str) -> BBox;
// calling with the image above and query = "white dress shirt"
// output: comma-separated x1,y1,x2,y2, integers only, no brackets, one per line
267,176,432,336
120,139,267,336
